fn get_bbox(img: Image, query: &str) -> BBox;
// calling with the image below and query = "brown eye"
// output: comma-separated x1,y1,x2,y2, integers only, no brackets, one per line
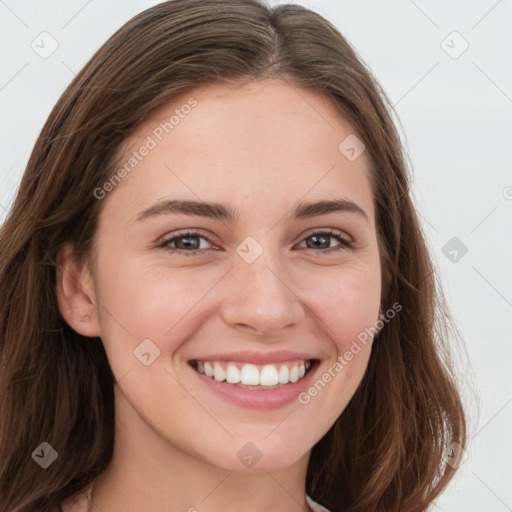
158,229,353,257
298,230,353,252
159,231,214,254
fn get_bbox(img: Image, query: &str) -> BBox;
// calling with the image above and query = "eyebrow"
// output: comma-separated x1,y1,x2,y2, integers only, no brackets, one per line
135,198,370,224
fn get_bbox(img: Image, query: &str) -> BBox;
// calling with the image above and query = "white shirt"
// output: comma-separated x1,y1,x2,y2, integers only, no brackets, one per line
306,494,332,512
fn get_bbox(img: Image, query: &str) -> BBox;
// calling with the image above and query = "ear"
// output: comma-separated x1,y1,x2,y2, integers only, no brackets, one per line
56,242,101,337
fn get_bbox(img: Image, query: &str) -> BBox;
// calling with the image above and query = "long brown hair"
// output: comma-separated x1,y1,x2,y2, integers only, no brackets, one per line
0,1,467,510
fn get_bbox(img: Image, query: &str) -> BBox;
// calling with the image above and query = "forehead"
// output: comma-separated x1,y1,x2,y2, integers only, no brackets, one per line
102,79,375,227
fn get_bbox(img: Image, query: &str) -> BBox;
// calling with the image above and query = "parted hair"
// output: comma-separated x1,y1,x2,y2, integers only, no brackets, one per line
0,1,466,510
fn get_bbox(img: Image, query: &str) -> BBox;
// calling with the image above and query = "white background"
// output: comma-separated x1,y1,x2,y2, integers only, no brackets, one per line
1,1,511,510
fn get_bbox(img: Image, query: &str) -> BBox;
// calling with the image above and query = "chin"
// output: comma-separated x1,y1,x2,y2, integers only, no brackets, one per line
205,437,310,474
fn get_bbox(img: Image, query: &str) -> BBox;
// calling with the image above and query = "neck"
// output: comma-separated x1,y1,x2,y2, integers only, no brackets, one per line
88,481,315,512
87,387,312,512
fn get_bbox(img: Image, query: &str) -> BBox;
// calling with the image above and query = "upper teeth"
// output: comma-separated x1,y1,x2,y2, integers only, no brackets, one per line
193,359,312,387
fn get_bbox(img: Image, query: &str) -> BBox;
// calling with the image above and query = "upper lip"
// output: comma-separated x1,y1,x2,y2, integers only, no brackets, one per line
188,350,317,365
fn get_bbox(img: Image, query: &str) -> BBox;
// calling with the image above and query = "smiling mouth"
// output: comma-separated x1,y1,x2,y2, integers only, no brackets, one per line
189,359,316,389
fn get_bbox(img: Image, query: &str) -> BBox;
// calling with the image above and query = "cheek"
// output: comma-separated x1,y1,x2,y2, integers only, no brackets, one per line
294,264,380,422
95,251,380,337
302,263,381,349
93,242,380,378
92,257,223,353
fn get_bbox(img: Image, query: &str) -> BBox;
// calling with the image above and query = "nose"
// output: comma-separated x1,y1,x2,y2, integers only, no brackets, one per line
219,248,306,337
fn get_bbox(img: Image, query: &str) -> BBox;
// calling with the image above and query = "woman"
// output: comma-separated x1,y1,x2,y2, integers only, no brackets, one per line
0,1,466,511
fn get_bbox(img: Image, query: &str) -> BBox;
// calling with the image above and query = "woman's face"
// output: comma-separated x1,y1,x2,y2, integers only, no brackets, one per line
84,79,381,472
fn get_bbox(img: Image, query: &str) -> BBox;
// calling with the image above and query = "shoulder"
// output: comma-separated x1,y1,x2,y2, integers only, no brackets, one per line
58,496,81,512
61,491,329,512
306,494,333,512
58,485,93,512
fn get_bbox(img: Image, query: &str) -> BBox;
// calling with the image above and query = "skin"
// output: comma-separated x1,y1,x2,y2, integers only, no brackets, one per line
57,79,382,512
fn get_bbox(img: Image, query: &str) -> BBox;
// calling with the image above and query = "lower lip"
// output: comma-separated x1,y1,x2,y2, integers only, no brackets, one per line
189,360,319,410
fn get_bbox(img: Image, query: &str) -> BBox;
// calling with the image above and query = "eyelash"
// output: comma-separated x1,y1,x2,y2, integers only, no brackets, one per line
157,229,354,256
